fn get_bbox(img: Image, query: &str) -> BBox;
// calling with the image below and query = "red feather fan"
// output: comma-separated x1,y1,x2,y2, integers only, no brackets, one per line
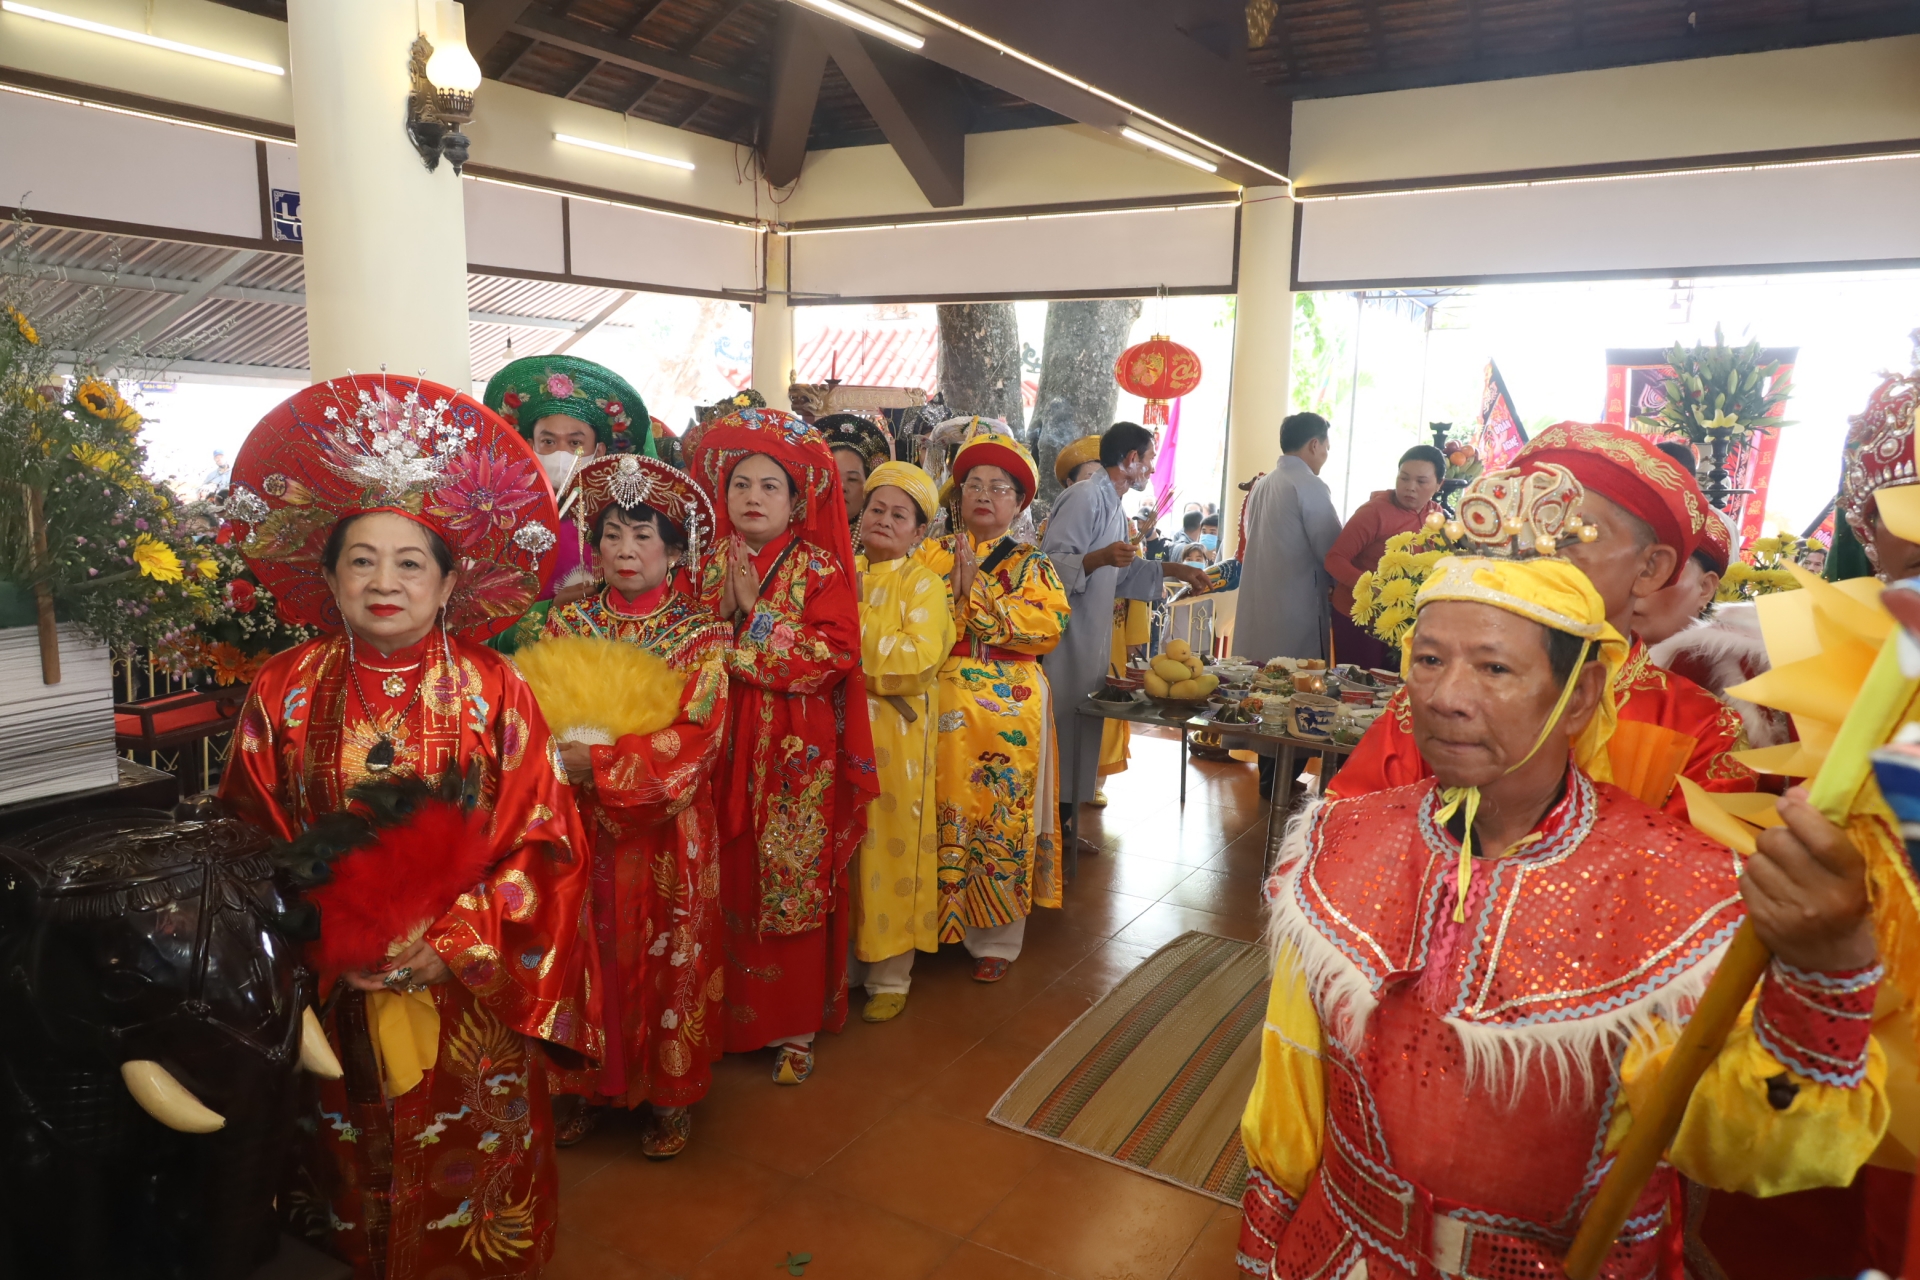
305,799,497,985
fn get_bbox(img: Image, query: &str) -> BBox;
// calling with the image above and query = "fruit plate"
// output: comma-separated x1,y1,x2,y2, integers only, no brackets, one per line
1148,695,1212,713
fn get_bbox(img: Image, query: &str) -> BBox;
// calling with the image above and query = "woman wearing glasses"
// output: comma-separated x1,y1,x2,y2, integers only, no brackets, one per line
913,422,1069,982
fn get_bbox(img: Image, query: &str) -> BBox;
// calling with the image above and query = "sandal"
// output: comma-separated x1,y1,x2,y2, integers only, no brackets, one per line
972,957,1011,983
640,1106,692,1160
553,1098,602,1148
771,1044,814,1085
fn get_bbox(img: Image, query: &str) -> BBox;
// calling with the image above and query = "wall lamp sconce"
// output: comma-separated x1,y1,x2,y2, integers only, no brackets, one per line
406,31,481,173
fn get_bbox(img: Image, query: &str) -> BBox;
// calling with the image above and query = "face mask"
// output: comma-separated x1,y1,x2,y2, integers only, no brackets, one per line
538,448,582,491
1200,534,1219,550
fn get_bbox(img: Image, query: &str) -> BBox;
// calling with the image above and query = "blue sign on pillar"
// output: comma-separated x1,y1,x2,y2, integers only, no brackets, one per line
270,188,303,243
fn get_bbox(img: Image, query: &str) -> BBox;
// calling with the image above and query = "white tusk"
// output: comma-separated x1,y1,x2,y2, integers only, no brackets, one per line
299,1006,344,1079
121,1060,226,1133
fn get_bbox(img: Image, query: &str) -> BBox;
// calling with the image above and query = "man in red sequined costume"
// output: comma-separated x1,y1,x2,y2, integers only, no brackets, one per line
1238,464,1889,1280
1330,422,1758,819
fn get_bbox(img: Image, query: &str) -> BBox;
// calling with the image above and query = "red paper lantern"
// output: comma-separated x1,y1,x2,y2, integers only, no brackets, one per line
1114,334,1202,426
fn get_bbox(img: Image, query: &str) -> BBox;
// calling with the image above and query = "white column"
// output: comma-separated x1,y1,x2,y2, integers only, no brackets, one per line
1223,187,1296,559
287,0,471,386
752,231,794,411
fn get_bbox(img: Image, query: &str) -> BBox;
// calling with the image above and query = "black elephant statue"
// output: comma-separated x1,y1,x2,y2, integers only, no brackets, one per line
0,808,340,1280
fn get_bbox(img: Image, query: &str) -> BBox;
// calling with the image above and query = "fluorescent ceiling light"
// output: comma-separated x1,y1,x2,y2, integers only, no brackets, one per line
0,2,285,75
789,0,925,49
1120,126,1218,173
554,133,697,172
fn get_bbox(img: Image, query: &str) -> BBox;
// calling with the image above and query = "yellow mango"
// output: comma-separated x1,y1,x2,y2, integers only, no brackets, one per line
1164,639,1192,661
1144,670,1171,697
1169,678,1203,700
1152,655,1193,684
1194,673,1220,694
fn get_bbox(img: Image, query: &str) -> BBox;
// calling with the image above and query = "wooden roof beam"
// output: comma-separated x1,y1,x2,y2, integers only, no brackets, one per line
509,8,767,105
811,15,965,206
889,0,1290,184
465,0,536,60
761,5,828,187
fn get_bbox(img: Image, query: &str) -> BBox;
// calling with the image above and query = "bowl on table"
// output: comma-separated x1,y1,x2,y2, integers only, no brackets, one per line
1288,693,1339,740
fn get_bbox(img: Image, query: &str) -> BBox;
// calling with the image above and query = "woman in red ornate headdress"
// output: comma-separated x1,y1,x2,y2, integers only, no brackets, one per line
684,407,879,1086
218,375,596,1280
528,454,730,1158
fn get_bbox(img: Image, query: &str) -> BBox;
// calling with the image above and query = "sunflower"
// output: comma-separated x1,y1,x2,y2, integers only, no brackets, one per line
74,378,125,420
6,305,37,346
71,442,124,475
131,535,184,583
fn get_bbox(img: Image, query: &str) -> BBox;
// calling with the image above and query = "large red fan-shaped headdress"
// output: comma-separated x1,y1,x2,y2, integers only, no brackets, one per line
228,373,560,640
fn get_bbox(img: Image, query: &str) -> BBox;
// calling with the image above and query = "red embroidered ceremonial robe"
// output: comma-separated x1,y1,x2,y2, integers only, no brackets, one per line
1329,638,1758,818
1239,771,1885,1280
221,632,596,1280
712,532,880,1049
543,582,731,1108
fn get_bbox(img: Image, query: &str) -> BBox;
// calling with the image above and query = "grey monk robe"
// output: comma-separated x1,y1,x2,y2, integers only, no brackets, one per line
1235,454,1341,664
1041,474,1166,807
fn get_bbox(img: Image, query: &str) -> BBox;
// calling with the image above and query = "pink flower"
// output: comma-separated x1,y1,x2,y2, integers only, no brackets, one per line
769,622,797,652
426,451,542,538
546,373,575,399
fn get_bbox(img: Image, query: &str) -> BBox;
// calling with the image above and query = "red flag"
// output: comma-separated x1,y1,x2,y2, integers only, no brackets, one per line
1477,360,1527,469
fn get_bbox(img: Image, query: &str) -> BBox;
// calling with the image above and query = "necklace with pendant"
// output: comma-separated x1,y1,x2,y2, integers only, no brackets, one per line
346,630,433,774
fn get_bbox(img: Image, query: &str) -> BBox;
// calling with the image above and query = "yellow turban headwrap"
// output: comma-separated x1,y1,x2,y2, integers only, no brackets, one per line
1409,554,1628,918
864,460,940,524
1054,435,1104,486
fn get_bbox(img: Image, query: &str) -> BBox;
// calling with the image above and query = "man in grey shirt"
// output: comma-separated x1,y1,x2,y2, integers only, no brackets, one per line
1234,412,1342,796
1042,422,1209,867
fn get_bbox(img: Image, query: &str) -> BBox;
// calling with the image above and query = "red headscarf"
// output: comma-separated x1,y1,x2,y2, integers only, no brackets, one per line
683,406,861,588
1517,421,1708,585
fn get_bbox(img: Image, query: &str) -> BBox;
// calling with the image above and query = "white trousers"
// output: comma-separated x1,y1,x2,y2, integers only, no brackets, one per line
851,918,1030,996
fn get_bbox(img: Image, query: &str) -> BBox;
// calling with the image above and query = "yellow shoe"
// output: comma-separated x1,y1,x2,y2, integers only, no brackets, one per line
772,1044,814,1085
863,992,907,1023
1089,789,1109,808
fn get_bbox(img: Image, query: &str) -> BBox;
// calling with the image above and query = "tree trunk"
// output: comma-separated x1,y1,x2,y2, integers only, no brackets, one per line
936,303,1025,434
1032,299,1142,504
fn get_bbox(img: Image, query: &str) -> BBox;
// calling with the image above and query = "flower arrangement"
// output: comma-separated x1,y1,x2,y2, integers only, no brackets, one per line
1350,527,1450,648
0,306,210,652
0,295,311,682
1633,325,1794,445
1716,533,1812,603
154,516,315,684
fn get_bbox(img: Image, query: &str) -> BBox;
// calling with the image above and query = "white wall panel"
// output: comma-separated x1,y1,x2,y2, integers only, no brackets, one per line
1296,153,1920,288
0,89,259,237
786,203,1237,302
565,198,762,296
463,180,566,275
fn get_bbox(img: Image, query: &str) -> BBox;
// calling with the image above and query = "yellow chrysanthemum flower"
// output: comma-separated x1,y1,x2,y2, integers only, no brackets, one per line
1377,549,1413,575
132,536,183,584
6,305,37,346
195,557,219,580
1376,576,1416,607
1411,549,1446,570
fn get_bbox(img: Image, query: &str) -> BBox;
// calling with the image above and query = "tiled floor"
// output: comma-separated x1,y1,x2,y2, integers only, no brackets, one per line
545,729,1269,1280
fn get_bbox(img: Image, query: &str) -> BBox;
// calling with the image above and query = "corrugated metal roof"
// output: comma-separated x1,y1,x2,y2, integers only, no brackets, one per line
1,222,633,382
794,323,938,390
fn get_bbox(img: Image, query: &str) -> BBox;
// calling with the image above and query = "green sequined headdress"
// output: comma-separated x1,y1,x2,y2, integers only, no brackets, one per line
482,355,656,456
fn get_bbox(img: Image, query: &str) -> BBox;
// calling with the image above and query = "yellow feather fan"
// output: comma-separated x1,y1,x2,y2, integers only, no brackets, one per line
513,635,686,745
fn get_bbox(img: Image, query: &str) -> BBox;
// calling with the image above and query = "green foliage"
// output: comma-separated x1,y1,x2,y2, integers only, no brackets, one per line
1290,293,1345,421
1632,324,1794,445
